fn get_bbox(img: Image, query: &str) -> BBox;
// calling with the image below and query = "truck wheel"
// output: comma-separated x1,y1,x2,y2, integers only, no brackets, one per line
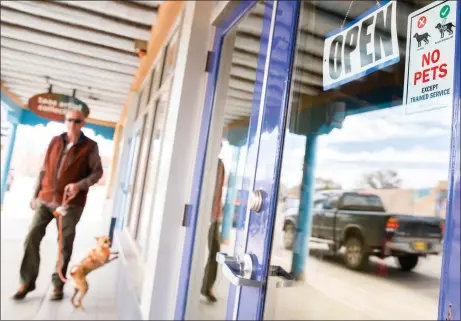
344,237,368,270
283,223,296,250
397,255,419,271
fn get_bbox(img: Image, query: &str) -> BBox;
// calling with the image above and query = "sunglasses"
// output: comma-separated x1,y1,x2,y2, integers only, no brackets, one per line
66,118,83,124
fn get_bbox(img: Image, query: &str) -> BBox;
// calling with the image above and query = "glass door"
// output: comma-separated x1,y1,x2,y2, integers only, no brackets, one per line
177,0,459,320
227,0,460,320
123,119,145,230
174,0,297,319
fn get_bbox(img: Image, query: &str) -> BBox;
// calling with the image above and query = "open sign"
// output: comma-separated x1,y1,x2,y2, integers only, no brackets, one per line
323,1,400,91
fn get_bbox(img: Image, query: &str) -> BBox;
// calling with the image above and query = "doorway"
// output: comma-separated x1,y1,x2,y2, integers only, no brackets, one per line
176,0,460,320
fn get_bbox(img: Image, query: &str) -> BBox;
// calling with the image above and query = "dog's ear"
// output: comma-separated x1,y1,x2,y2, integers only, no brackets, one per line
95,236,100,241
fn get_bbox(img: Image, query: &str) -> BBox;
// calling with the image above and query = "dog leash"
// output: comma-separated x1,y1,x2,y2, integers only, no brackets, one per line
53,192,71,284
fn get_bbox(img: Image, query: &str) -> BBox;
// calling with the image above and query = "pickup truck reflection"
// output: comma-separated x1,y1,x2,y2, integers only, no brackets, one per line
283,191,444,271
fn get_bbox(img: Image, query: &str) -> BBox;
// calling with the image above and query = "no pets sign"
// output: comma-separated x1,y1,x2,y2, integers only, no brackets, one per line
403,0,457,114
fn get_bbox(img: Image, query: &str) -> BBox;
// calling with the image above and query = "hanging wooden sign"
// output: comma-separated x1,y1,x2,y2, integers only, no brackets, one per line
27,93,90,122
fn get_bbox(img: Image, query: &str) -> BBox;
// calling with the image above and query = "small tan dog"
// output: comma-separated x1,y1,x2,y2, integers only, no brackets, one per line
69,236,118,308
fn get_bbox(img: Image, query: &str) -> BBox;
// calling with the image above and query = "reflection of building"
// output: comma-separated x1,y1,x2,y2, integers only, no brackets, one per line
360,180,448,219
315,177,341,191
434,181,448,218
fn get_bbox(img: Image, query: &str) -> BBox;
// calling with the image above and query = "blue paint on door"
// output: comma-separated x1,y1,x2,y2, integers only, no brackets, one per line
438,2,461,320
232,1,301,319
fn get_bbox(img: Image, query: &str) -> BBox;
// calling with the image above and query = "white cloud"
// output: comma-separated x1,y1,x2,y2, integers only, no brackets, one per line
320,105,452,144
317,146,449,165
278,106,453,189
216,105,455,191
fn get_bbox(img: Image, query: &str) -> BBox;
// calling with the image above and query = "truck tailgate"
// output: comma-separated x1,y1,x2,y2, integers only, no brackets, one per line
393,215,442,238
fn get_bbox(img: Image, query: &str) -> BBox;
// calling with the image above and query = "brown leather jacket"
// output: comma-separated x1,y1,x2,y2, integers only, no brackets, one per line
35,132,103,207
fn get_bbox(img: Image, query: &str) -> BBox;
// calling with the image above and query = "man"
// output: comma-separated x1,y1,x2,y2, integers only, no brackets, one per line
12,109,103,301
201,155,225,303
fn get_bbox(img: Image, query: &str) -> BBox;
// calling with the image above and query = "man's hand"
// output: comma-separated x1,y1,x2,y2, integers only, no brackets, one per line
64,183,80,200
30,198,36,210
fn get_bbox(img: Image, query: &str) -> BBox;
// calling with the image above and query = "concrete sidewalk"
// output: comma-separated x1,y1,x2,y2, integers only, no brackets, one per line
1,181,117,320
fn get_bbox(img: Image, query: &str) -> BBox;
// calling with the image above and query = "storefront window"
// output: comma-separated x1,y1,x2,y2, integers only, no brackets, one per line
145,69,155,107
151,49,166,102
123,117,146,231
161,30,179,85
265,0,452,319
135,88,144,119
136,85,172,254
127,112,151,236
129,26,181,255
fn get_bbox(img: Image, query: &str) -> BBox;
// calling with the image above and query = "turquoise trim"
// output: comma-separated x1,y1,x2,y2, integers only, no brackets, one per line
20,110,115,140
1,89,115,139
1,90,23,125
221,145,241,241
1,123,18,205
226,124,249,147
291,134,317,277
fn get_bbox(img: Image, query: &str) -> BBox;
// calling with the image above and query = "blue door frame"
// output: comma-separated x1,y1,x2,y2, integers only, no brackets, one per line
226,1,300,319
174,1,265,318
438,2,461,320
175,0,461,320
174,0,300,318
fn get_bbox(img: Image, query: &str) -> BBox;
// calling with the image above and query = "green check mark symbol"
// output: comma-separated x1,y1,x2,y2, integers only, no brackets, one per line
440,5,450,19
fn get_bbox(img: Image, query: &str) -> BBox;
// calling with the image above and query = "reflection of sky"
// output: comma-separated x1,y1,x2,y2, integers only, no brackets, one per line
280,105,453,189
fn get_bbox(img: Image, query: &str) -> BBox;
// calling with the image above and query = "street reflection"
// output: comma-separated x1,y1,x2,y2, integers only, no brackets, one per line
266,0,448,319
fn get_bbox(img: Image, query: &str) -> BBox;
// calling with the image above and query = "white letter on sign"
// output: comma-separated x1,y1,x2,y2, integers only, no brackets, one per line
323,1,400,91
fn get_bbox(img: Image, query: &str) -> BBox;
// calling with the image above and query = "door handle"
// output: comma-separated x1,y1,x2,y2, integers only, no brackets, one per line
269,265,296,288
216,252,263,288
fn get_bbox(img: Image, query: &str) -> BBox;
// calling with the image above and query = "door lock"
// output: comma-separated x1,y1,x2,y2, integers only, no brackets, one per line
216,252,263,288
249,189,264,212
446,303,453,320
217,253,297,289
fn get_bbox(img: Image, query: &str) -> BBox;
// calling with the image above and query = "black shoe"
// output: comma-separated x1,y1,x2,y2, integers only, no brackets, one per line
49,287,64,301
12,283,36,300
201,291,217,303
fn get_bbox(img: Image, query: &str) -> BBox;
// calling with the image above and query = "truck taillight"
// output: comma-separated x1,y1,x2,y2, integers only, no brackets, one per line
386,217,399,231
441,221,445,234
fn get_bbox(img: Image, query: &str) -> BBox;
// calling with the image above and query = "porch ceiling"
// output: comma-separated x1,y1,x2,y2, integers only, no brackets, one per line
0,0,162,123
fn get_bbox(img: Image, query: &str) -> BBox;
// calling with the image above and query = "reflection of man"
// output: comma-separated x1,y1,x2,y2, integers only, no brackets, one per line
201,157,225,303
12,109,103,301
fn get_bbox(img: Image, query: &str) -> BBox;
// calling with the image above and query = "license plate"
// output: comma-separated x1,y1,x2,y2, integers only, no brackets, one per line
413,241,427,251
